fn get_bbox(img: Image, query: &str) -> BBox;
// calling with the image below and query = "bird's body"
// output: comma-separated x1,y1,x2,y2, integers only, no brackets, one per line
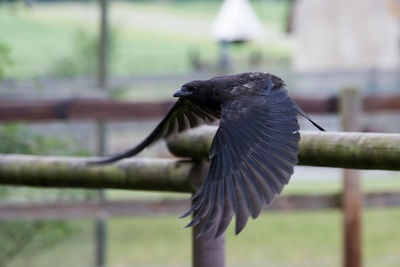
89,72,324,237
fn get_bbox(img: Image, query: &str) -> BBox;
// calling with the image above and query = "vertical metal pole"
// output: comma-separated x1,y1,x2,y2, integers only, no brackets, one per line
96,0,109,267
340,87,362,267
98,0,108,89
218,40,230,74
398,13,400,89
192,212,225,267
95,203,108,267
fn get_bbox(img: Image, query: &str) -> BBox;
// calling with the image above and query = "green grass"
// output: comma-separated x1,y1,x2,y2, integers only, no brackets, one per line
0,9,78,78
105,170,400,200
7,208,400,267
3,168,400,267
5,171,398,267
0,0,291,79
284,174,400,195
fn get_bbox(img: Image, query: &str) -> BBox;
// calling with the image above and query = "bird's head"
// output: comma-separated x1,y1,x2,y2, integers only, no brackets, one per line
173,85,194,98
173,72,282,108
173,80,219,108
174,80,205,98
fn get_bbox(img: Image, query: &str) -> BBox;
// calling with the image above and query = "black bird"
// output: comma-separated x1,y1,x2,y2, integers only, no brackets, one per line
89,72,324,237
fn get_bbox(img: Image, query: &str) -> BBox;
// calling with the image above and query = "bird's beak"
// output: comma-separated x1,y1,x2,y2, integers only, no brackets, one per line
173,88,192,97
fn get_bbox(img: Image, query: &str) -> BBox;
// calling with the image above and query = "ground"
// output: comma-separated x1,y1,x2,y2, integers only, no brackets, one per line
8,208,400,267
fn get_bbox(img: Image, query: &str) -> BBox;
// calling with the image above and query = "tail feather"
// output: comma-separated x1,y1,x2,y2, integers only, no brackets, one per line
86,145,145,165
293,102,325,131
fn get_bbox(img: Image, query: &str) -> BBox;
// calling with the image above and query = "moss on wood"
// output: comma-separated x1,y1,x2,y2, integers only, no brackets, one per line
168,127,400,171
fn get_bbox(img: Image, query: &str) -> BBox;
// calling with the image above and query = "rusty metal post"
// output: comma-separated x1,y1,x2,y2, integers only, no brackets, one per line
340,87,362,267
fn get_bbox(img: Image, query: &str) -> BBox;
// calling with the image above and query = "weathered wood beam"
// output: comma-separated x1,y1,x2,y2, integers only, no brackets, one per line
0,199,191,220
0,97,335,122
1,192,399,220
0,99,174,121
167,126,400,171
363,94,400,112
0,155,206,192
1,95,399,122
0,130,399,191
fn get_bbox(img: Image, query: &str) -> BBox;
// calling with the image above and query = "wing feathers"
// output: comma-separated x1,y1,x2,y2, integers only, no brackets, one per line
237,168,264,219
184,86,302,238
232,175,250,234
88,98,220,165
237,165,265,205
215,181,234,237
226,174,238,214
86,74,322,238
242,161,275,203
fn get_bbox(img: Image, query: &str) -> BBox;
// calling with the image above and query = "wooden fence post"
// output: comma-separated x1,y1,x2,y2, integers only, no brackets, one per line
192,216,225,267
190,162,225,267
340,87,362,267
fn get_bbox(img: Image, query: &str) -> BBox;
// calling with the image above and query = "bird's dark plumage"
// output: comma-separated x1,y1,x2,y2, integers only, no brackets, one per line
88,72,324,237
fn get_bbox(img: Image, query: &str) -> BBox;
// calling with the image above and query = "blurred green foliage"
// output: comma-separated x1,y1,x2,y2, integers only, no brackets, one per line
0,0,291,79
0,41,12,81
0,220,77,267
50,28,117,78
0,123,91,267
0,123,87,156
50,30,99,77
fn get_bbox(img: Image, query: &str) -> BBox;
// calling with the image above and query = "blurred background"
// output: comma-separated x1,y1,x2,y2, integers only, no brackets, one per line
0,0,399,266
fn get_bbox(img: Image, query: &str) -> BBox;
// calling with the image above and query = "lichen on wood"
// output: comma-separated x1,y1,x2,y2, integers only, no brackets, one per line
167,126,400,171
0,155,203,192
298,131,400,170
1,128,399,191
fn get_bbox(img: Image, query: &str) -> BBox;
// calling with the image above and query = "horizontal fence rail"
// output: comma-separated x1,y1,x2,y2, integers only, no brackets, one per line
0,156,205,192
0,131,399,191
0,199,191,220
167,127,400,171
1,192,400,220
1,121,399,267
0,99,174,121
0,95,399,122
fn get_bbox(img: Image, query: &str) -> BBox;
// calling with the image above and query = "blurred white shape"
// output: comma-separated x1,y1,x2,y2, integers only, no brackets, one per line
211,0,263,42
292,0,400,71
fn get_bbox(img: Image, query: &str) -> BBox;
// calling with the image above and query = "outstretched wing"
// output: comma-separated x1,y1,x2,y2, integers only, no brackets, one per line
182,86,300,238
89,98,221,164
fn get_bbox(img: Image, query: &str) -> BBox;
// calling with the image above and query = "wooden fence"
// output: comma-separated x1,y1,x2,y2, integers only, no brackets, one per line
0,94,399,121
0,130,400,267
1,93,400,267
2,192,400,220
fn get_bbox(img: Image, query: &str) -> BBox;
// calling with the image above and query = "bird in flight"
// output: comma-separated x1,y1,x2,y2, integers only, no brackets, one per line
89,72,324,237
